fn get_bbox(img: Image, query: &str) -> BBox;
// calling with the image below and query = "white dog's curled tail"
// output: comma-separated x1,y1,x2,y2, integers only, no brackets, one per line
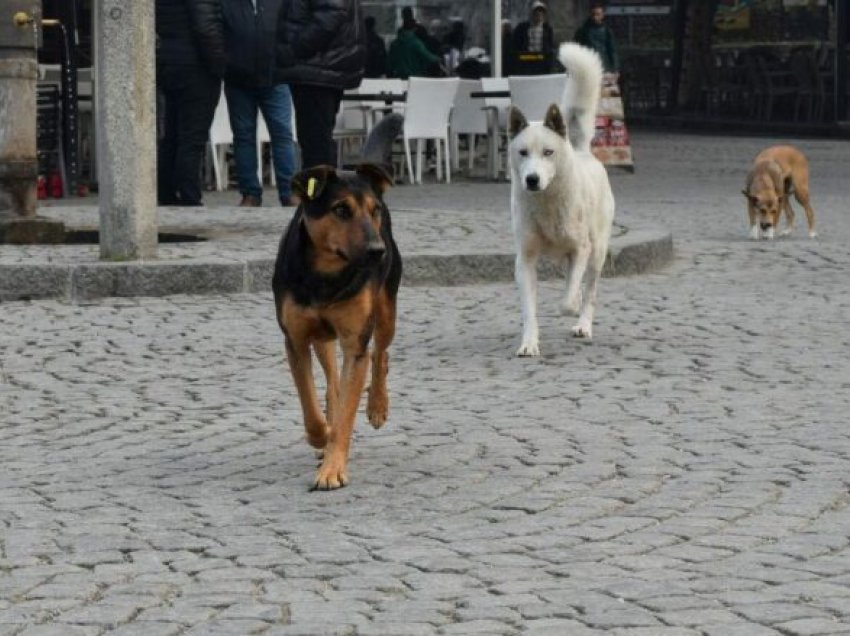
558,42,604,154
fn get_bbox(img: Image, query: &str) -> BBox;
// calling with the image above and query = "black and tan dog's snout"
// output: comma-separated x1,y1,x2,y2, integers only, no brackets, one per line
361,221,386,262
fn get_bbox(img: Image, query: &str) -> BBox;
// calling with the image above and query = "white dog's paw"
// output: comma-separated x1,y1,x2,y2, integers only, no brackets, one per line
780,227,793,237
560,293,582,317
571,322,593,340
749,225,760,240
809,230,818,239
516,341,540,357
764,227,775,240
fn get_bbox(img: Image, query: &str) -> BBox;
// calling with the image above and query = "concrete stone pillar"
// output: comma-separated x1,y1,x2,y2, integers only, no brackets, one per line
0,0,40,218
95,0,157,260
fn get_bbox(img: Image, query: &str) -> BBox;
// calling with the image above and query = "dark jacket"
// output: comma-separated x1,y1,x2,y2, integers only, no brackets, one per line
512,20,555,73
276,0,366,90
574,19,619,72
156,0,226,76
364,29,387,78
222,0,283,87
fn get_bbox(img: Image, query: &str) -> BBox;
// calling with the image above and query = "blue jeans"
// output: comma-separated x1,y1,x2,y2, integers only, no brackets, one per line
224,83,295,203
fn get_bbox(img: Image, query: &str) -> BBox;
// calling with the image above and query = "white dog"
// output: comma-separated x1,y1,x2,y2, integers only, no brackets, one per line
509,42,615,356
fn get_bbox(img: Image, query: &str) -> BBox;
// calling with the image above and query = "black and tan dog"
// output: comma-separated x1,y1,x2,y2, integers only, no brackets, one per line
273,117,402,490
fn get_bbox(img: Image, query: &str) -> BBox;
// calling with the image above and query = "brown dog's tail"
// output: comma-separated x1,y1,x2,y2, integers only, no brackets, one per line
361,113,404,169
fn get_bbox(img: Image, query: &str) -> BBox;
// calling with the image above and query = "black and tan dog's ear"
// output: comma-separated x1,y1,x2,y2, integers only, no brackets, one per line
356,162,394,195
508,107,528,138
741,189,755,202
543,104,567,138
292,165,336,202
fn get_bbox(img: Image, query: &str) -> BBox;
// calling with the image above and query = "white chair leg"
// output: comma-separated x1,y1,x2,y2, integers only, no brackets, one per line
416,139,423,184
210,144,223,191
444,137,451,184
468,134,476,171
451,133,459,171
404,137,415,185
257,143,263,184
221,146,229,191
270,144,277,186
435,140,442,182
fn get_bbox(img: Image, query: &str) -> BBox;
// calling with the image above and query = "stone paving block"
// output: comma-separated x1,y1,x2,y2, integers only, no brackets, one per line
17,626,101,636
523,618,604,635
775,618,850,635
701,626,782,636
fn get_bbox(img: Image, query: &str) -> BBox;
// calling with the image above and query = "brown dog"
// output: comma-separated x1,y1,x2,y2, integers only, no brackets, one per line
743,145,816,240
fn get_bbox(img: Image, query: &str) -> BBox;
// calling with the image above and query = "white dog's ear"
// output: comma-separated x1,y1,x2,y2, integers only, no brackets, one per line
508,107,528,138
543,104,566,138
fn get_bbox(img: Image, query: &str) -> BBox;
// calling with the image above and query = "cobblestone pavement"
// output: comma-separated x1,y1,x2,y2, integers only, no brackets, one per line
2,131,850,635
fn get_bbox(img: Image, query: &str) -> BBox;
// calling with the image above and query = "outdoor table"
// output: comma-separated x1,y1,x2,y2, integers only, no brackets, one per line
341,93,406,102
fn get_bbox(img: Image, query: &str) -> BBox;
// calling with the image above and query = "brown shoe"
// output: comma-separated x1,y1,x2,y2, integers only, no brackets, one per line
238,194,262,207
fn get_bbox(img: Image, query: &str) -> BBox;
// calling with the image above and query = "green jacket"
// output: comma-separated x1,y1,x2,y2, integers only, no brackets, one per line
387,30,441,79
574,19,619,73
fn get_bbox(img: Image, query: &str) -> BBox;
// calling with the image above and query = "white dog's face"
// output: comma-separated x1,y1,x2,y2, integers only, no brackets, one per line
508,105,567,193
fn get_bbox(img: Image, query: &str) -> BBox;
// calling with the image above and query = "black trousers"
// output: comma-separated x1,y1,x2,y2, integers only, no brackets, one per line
290,84,343,170
157,65,220,206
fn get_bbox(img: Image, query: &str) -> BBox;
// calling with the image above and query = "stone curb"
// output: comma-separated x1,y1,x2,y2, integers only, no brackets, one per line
0,229,673,302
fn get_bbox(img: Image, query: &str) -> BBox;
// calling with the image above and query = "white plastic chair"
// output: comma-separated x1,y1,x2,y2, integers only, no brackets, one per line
507,73,567,122
481,77,510,179
208,90,233,191
401,77,459,185
450,79,489,172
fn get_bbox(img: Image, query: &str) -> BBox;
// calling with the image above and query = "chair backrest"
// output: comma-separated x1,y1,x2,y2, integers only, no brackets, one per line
403,77,460,138
450,79,488,135
508,73,567,121
789,50,814,92
209,90,233,146
480,77,510,109
480,77,510,128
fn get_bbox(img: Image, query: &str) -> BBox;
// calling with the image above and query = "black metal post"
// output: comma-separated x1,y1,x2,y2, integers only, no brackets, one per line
45,0,79,196
837,0,848,122
669,0,688,114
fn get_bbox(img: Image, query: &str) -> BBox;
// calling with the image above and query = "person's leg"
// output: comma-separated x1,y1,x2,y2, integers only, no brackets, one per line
225,83,263,203
257,84,296,204
290,84,342,169
156,68,181,205
173,68,220,206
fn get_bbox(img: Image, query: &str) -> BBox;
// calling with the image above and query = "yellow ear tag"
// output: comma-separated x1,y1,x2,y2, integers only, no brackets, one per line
307,177,317,199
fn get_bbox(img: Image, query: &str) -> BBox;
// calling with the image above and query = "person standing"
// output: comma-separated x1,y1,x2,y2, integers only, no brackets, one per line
387,17,442,80
223,0,297,207
364,16,387,78
512,0,555,75
156,0,226,206
276,0,365,169
574,2,620,75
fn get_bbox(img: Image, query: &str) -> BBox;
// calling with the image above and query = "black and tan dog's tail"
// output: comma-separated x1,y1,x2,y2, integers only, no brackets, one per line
361,113,404,170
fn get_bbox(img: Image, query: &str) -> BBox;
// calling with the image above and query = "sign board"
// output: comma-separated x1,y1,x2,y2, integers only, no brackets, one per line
606,7,671,16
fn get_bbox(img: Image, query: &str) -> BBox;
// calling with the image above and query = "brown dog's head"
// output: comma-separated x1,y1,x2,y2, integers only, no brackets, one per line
744,162,785,232
292,164,394,273
743,189,784,231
